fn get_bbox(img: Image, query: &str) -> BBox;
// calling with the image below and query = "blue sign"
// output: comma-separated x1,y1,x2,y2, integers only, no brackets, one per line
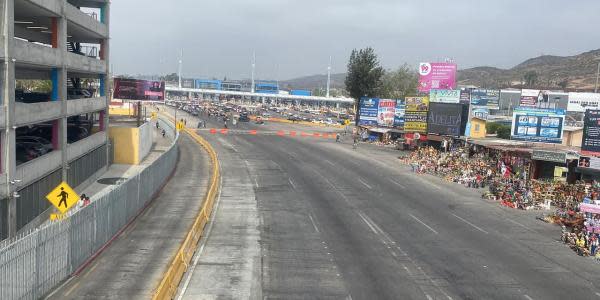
471,89,500,109
358,97,379,126
510,107,565,143
394,99,405,127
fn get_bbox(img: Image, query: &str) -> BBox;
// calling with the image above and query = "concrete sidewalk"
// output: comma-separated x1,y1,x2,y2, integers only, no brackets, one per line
46,133,210,300
77,120,172,201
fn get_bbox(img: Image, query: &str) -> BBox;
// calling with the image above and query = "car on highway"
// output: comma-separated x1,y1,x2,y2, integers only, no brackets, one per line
239,113,250,122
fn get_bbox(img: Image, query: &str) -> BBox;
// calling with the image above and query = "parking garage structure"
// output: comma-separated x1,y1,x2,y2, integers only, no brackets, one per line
0,0,110,239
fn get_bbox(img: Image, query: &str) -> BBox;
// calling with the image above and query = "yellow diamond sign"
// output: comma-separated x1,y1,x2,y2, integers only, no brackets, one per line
46,181,79,214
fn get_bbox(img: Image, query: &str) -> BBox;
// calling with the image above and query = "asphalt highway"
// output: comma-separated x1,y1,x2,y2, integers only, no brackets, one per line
176,107,600,300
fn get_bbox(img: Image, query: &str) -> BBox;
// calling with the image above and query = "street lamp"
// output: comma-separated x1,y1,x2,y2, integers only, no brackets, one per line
595,60,600,93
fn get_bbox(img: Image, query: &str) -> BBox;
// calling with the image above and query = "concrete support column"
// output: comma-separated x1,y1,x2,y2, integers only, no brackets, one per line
3,0,17,237
102,2,111,165
55,7,68,182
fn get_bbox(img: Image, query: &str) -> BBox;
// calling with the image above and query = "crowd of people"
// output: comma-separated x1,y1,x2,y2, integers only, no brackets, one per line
402,145,499,189
402,143,600,259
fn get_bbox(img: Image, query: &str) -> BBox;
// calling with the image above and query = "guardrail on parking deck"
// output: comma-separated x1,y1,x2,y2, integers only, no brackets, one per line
0,118,180,300
152,113,221,300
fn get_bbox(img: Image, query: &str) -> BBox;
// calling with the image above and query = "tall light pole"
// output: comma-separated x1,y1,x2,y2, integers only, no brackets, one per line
326,56,332,98
251,51,256,93
178,49,183,88
595,60,600,93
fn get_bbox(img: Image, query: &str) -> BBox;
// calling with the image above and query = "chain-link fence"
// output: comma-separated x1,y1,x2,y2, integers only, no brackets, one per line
0,120,179,300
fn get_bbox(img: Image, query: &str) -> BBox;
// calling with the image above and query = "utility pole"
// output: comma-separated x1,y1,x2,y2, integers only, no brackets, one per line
595,60,600,93
326,56,331,98
178,49,183,88
251,51,256,93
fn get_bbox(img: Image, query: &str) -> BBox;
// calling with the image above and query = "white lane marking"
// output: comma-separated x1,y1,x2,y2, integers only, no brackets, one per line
44,274,76,299
595,292,600,297
357,177,372,189
324,159,335,166
308,214,320,233
288,177,297,190
81,262,98,279
389,178,405,189
359,211,452,300
311,167,353,205
524,295,534,300
452,213,489,234
508,218,532,231
426,295,433,300
64,282,80,297
402,264,413,276
177,176,224,300
409,214,439,235
358,212,379,235
254,177,259,188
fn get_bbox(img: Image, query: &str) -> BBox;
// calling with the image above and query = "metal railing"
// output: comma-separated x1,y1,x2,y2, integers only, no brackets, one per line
0,118,179,300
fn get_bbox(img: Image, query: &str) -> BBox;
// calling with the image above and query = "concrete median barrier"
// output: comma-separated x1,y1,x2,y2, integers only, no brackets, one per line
152,113,221,300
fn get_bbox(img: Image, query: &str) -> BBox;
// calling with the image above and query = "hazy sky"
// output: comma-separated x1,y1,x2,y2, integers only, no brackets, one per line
110,0,600,80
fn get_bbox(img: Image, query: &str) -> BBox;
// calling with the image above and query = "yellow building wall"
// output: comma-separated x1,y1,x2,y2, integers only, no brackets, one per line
109,107,134,116
108,127,140,164
470,119,487,138
562,129,583,147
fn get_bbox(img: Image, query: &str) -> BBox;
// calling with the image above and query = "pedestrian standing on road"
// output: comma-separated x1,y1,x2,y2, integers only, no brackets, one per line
162,129,166,138
156,122,160,129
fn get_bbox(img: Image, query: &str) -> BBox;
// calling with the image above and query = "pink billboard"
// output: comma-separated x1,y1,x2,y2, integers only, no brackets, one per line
418,62,457,93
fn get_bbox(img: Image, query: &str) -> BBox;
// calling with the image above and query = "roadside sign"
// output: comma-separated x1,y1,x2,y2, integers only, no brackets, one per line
344,119,351,125
50,213,65,221
45,181,79,214
176,121,185,131
151,112,157,120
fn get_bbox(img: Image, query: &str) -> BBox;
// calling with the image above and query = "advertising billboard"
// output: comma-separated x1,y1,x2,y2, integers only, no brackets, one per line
582,109,600,155
567,92,600,112
377,99,396,127
459,89,471,104
427,103,464,136
358,97,379,126
113,78,165,101
470,89,500,109
417,62,457,93
429,89,460,103
394,99,405,128
519,89,547,107
405,96,429,133
510,107,565,143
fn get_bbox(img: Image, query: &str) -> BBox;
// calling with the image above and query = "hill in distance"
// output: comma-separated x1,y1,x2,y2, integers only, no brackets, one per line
282,49,600,92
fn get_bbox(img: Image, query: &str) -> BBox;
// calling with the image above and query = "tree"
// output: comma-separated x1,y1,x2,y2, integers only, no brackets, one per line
523,71,538,87
496,124,511,139
345,47,384,124
558,78,569,90
379,63,418,98
160,73,179,82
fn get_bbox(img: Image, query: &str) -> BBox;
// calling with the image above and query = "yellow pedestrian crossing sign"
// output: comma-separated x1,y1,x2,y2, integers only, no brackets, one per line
176,121,185,131
46,181,79,214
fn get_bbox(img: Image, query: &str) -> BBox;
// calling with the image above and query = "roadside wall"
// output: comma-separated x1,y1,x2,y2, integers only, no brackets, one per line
109,126,139,164
138,122,152,161
0,118,179,300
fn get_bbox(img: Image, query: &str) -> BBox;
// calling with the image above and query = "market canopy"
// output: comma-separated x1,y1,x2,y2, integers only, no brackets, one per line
580,203,600,214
